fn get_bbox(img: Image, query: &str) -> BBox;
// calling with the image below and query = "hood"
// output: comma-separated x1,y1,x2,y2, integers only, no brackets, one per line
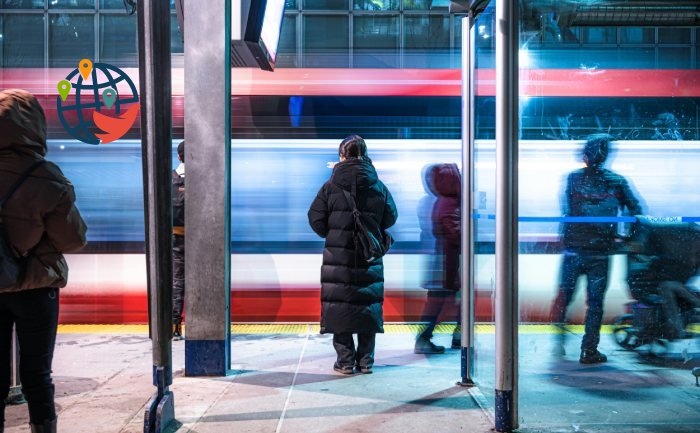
330,158,378,190
428,163,460,197
0,89,47,157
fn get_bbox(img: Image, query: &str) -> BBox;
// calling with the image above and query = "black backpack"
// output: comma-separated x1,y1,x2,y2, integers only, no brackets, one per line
0,161,45,290
340,183,393,263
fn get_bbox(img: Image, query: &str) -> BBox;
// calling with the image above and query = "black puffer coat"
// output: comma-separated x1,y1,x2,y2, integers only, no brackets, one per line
308,158,398,334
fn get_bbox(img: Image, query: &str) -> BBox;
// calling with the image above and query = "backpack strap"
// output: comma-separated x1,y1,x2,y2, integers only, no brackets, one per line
0,161,46,214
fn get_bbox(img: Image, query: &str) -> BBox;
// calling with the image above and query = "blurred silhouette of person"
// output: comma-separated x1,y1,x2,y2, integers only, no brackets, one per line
551,134,642,364
0,89,87,433
626,218,700,339
414,163,461,354
172,141,185,340
308,135,398,374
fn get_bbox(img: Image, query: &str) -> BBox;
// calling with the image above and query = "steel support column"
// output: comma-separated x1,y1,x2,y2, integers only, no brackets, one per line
184,0,232,376
5,328,24,405
495,0,519,431
137,0,175,431
458,13,476,388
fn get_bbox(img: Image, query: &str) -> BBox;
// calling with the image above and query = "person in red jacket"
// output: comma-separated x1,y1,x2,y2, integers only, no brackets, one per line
0,89,87,433
415,163,461,354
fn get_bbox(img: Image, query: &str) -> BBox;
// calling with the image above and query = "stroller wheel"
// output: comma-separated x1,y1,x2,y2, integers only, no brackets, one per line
613,314,643,350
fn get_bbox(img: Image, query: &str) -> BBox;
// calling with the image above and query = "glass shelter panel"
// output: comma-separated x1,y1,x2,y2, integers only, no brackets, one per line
515,4,700,432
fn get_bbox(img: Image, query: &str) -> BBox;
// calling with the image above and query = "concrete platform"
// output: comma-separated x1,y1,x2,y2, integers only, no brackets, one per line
4,325,491,433
4,325,700,432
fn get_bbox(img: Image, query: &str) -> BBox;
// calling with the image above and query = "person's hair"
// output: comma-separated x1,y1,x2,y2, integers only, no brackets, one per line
582,134,610,167
177,140,185,161
338,135,370,162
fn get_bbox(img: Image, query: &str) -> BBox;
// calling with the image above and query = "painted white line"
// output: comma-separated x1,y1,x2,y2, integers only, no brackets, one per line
275,324,311,433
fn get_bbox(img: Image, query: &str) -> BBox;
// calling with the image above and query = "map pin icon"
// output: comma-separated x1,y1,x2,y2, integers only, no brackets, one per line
57,80,71,102
102,88,117,109
79,59,93,81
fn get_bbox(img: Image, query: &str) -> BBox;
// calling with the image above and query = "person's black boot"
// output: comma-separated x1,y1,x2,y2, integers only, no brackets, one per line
414,336,445,354
579,349,607,364
30,418,57,433
172,323,184,341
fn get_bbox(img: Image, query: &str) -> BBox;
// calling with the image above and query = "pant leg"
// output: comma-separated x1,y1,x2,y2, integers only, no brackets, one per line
13,288,60,424
581,255,609,351
355,333,376,369
550,252,581,324
0,295,14,427
418,291,449,339
332,333,355,368
658,281,697,338
172,235,185,325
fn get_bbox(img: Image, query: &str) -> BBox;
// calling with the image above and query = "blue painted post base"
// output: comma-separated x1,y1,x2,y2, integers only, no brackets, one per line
495,389,514,432
185,339,229,376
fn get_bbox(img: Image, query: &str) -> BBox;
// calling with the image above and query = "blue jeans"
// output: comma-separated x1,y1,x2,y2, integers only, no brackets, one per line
551,251,609,351
0,288,59,426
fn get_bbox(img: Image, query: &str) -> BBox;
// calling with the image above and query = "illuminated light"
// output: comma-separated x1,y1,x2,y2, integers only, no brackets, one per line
519,49,531,68
60,145,65,150
478,25,486,34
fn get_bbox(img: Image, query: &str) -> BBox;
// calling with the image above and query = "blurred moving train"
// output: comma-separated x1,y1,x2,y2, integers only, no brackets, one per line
52,138,700,324
5,65,697,324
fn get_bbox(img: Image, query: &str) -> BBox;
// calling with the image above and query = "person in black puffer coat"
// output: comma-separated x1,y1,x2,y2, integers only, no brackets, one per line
308,135,398,375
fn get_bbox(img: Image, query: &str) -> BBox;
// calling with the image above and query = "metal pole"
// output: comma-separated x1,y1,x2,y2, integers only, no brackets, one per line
495,0,519,431
6,327,24,405
137,0,175,431
458,13,476,388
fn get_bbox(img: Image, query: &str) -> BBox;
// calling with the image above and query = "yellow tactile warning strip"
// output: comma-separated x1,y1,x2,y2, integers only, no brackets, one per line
53,323,690,335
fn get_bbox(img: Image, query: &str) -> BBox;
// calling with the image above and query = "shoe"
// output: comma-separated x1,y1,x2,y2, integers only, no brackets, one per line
579,349,607,364
333,364,355,375
30,419,57,433
172,324,184,341
356,365,373,374
414,338,445,354
451,338,461,349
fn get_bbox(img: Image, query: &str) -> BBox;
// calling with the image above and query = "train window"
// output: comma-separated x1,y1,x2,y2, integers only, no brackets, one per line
618,47,655,68
100,0,125,9
404,0,433,11
49,0,95,9
285,0,298,9
403,14,449,68
353,0,398,10
658,27,691,44
0,14,44,67
100,15,137,67
302,0,348,10
620,27,654,44
1,0,43,8
302,15,349,67
49,14,95,67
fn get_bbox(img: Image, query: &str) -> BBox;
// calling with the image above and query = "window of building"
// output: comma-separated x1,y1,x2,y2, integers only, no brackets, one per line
1,0,44,8
100,14,137,66
49,13,95,67
303,14,349,67
353,14,398,67
404,14,449,68
49,0,95,9
0,13,44,66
